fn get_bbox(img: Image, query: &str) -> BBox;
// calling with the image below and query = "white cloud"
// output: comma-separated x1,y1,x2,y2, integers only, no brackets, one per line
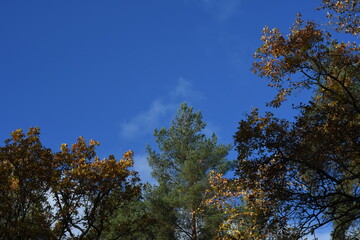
171,78,204,100
120,78,225,184
172,78,192,97
120,99,174,140
120,78,201,140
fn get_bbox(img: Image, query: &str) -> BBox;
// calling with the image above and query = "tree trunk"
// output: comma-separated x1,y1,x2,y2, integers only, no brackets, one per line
191,210,197,240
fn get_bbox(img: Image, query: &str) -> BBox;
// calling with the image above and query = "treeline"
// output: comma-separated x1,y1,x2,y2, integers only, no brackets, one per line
1,0,359,239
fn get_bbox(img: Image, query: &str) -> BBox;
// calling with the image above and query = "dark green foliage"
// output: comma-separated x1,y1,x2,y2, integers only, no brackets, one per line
102,196,158,240
147,103,231,240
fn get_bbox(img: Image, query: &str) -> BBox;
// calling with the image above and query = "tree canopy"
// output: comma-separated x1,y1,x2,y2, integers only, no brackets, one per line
146,103,231,240
2,1,359,239
0,127,140,239
209,0,360,239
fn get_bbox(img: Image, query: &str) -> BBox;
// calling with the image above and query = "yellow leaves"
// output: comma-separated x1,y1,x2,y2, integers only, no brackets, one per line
335,0,346,10
207,171,256,238
123,150,134,159
89,139,99,146
0,128,141,239
11,129,24,141
253,6,359,109
271,88,290,107
60,143,68,152
9,177,19,190
27,127,40,137
119,150,134,169
321,0,360,35
208,166,286,239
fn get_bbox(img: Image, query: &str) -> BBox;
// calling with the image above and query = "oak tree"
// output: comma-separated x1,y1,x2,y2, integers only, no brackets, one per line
209,0,359,239
0,127,141,239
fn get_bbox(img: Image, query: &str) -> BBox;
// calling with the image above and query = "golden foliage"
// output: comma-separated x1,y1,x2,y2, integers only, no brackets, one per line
0,128,140,239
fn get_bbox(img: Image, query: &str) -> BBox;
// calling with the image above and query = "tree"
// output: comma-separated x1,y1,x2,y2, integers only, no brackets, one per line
0,127,54,239
102,194,159,240
0,127,141,239
146,103,231,240
230,0,360,239
206,171,272,240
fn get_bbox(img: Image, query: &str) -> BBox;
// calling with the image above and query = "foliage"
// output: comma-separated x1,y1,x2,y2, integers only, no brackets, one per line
235,103,360,238
146,103,231,240
206,171,272,240
102,194,159,240
0,127,140,239
319,0,360,35
208,0,360,239
253,12,359,109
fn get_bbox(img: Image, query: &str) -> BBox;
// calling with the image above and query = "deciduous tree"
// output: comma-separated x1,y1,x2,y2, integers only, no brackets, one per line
0,127,140,239
210,0,359,239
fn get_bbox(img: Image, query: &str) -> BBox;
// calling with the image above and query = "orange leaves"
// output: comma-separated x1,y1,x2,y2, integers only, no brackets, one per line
10,128,25,141
27,126,41,137
320,0,360,35
54,139,138,196
206,171,244,209
60,143,68,152
254,20,324,106
0,128,141,239
123,149,134,159
206,171,276,239
270,88,290,107
0,128,56,238
89,139,99,146
232,1,360,238
253,6,359,109
255,17,324,77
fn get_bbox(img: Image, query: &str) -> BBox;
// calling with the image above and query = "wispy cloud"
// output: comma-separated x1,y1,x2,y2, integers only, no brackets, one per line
172,78,192,97
133,153,155,184
121,78,226,184
120,100,174,139
172,78,204,100
199,0,242,22
120,78,201,140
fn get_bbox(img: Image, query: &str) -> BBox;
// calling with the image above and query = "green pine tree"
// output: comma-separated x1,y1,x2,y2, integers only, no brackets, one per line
146,103,231,240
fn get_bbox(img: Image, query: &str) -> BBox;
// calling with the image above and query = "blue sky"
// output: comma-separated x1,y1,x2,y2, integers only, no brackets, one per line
0,0,322,186
0,0,323,189
1,1,331,237
0,0,322,167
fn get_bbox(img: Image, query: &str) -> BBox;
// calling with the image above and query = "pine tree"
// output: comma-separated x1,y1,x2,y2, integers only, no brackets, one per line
146,103,231,240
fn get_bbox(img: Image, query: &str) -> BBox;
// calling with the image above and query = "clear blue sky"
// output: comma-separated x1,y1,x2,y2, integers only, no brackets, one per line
0,0,332,238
